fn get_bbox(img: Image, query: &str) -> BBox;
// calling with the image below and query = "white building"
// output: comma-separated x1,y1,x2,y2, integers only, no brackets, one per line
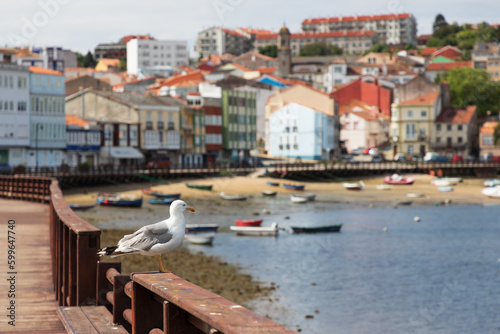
127,39,189,76
0,63,30,167
196,27,252,57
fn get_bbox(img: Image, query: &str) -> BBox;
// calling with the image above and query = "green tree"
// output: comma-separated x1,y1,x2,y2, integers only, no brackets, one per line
364,43,391,54
426,37,446,47
77,51,97,68
433,14,448,33
494,123,500,145
456,29,477,51
258,45,277,58
443,67,500,116
299,42,343,56
118,57,127,71
404,44,417,50
477,22,497,42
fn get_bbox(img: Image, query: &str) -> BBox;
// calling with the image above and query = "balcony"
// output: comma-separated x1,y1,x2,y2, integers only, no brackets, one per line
146,121,153,130
157,121,164,130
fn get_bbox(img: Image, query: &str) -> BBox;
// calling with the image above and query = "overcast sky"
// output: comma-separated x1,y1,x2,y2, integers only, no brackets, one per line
1,0,499,56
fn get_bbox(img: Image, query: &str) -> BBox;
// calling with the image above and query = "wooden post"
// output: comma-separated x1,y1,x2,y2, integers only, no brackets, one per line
113,274,132,333
132,282,163,334
76,233,100,305
96,262,121,309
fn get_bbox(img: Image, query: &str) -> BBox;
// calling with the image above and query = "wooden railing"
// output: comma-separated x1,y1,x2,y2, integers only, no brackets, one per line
0,175,295,333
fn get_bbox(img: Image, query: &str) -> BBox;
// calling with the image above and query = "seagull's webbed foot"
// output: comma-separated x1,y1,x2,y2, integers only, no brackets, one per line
158,255,173,273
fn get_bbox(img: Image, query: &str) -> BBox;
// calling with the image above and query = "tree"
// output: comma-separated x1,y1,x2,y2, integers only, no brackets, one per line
433,14,448,33
258,45,277,58
443,67,500,116
118,57,127,71
77,51,97,68
365,43,391,54
477,22,497,42
426,37,446,47
494,123,500,146
299,42,343,56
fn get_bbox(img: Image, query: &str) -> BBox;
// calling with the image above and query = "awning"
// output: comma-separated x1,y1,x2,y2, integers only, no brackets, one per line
101,147,144,159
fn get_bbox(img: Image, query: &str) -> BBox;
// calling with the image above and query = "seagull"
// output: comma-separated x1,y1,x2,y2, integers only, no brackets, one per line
98,200,195,273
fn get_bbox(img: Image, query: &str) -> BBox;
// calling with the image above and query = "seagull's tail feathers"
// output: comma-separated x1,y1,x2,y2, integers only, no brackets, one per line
98,245,139,257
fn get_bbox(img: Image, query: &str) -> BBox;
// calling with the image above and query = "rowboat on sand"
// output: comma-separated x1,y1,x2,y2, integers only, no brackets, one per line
230,222,279,237
185,183,213,191
290,224,343,234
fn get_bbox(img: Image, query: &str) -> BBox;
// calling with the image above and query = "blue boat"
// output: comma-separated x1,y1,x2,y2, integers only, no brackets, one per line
151,192,181,199
266,181,280,187
283,183,305,191
69,203,96,210
97,193,143,208
148,198,175,205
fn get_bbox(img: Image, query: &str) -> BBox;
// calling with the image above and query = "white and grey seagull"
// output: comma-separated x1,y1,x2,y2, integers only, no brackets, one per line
98,200,195,273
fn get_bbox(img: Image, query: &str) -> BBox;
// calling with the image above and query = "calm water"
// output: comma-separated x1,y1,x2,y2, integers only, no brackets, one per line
88,197,500,334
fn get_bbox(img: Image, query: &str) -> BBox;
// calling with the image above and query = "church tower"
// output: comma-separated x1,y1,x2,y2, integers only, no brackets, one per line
277,25,291,77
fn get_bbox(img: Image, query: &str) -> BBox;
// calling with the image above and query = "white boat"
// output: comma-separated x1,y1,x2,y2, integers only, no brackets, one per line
343,181,365,190
431,179,457,187
290,195,308,204
291,192,316,201
185,232,215,245
230,222,279,237
407,192,425,198
482,186,500,198
376,184,392,190
219,192,247,200
484,179,500,187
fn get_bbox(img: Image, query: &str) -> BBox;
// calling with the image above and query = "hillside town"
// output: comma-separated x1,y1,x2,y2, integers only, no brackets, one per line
1,12,500,170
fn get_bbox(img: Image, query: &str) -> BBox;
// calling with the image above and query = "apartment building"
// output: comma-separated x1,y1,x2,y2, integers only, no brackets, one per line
127,38,189,76
0,63,30,166
301,13,417,46
196,27,253,57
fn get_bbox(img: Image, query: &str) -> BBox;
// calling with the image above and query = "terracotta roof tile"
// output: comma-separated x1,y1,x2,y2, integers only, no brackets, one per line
426,61,472,71
399,91,440,105
256,30,375,40
29,66,63,76
435,106,477,123
481,121,498,134
66,115,89,127
302,13,410,25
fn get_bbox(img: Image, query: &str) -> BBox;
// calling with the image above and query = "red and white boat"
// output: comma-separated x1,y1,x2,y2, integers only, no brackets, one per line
383,174,415,185
235,219,263,227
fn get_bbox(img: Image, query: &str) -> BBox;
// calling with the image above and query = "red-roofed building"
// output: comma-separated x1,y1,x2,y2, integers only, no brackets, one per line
231,51,277,70
330,78,392,116
196,27,252,56
149,70,205,96
301,13,417,46
479,121,500,157
432,46,462,60
417,34,433,46
65,115,101,167
420,46,440,57
425,61,472,81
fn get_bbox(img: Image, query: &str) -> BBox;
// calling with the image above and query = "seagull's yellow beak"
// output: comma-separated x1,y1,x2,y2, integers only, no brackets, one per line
186,206,196,212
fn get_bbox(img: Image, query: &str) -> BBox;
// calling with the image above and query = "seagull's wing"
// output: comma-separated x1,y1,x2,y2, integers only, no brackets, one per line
118,221,173,252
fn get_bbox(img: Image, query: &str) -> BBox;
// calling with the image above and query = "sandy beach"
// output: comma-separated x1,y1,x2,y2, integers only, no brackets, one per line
64,173,497,207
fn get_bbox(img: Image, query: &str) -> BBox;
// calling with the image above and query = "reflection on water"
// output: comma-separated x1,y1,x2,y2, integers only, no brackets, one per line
82,197,500,334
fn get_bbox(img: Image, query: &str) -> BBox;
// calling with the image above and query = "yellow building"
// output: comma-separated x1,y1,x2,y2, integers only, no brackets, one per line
390,91,440,157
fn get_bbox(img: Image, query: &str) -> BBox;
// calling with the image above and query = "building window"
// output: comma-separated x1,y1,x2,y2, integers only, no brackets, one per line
458,124,463,131
421,110,427,117
436,137,441,143
406,123,416,139
407,145,414,156
447,124,452,131
436,124,441,131
458,137,463,143
407,110,413,117
483,136,493,145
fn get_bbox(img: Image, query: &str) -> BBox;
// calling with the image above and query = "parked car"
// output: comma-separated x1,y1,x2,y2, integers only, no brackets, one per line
480,153,500,162
452,154,463,163
0,162,12,174
424,152,449,162
146,156,171,169
371,154,384,163
394,154,410,162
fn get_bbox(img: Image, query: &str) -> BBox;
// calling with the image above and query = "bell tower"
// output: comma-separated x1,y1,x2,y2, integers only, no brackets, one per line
277,24,291,77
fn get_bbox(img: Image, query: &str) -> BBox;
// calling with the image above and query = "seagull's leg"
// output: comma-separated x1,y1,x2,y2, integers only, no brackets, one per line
158,255,172,273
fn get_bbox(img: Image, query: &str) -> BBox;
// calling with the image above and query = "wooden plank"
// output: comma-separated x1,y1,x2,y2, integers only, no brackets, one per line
96,261,121,308
132,281,164,334
57,307,98,334
80,306,129,334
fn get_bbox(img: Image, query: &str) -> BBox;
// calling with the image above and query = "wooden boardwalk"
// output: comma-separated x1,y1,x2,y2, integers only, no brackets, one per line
0,199,65,333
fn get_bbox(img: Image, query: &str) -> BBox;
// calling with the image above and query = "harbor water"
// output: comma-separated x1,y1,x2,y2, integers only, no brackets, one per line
89,196,500,334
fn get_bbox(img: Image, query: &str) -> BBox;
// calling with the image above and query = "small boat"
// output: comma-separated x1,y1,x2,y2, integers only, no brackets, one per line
150,191,181,199
262,190,277,196
185,232,215,245
482,186,500,198
291,193,316,201
235,219,263,227
290,224,343,234
266,181,280,187
384,174,415,185
343,181,365,190
97,193,143,208
283,183,305,191
395,199,413,206
141,188,154,195
219,192,247,200
230,222,278,237
407,192,425,198
68,203,96,210
148,198,174,205
433,177,462,183
484,179,500,187
376,184,392,190
431,179,457,187
185,224,219,233
290,195,308,203
437,186,454,192
185,183,213,191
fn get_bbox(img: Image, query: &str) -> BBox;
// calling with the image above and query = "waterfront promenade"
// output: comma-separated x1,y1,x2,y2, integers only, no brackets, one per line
0,199,65,333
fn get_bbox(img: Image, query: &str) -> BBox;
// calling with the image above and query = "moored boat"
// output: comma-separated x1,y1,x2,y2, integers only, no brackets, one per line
68,203,96,210
150,191,181,199
230,222,278,237
97,193,143,208
395,199,413,206
407,192,425,198
219,192,247,200
148,198,174,205
185,224,219,233
266,181,280,187
384,174,415,185
437,186,454,192
290,195,308,203
376,184,392,190
235,219,263,227
185,183,213,191
290,224,342,234
184,232,215,245
291,193,316,201
283,183,305,191
431,179,457,187
262,190,277,196
343,181,365,190
484,179,500,187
